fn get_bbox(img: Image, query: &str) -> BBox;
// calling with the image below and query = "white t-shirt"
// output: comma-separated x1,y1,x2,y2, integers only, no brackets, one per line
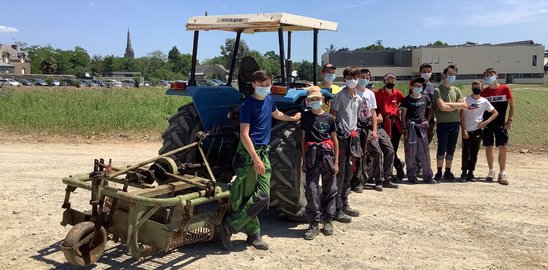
463,96,495,131
356,88,377,121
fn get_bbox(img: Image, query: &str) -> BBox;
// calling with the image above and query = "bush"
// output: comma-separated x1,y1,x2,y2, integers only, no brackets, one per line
74,79,81,88
45,77,54,86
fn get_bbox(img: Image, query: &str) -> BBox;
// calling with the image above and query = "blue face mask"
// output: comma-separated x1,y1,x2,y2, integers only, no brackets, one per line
255,86,271,97
485,75,496,85
412,87,423,94
324,73,336,82
358,79,369,87
308,101,322,110
446,75,456,84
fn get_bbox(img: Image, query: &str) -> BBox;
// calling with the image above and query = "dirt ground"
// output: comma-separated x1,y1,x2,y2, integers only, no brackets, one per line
0,138,547,270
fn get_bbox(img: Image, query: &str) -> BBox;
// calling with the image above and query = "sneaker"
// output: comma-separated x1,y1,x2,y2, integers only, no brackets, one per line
353,183,364,193
333,210,352,223
424,177,437,184
443,171,456,182
323,220,334,236
217,222,233,251
498,173,509,185
374,180,383,192
460,172,467,181
246,234,269,250
466,172,476,182
383,179,399,189
342,206,360,217
486,170,496,181
408,176,419,184
304,223,320,240
434,172,443,181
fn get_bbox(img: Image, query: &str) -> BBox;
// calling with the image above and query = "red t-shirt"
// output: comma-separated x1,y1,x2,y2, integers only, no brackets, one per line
480,84,513,127
375,88,404,116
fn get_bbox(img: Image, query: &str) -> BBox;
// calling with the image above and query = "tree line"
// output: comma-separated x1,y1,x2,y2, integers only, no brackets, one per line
18,38,324,84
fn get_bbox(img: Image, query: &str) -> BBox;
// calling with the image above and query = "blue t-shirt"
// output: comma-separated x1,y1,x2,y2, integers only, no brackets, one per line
240,95,277,145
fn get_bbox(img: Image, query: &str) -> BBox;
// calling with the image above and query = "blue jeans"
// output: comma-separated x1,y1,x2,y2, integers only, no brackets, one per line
436,122,460,161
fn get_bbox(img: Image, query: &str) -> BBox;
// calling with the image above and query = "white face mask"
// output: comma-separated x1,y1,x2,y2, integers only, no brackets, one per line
345,79,358,89
421,72,432,81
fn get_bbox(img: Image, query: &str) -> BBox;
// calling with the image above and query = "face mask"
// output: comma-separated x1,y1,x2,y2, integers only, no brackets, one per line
255,86,271,97
324,73,336,82
345,79,358,89
385,82,395,89
446,76,456,84
308,101,322,110
421,72,432,81
472,87,482,95
358,79,369,87
485,75,496,85
413,87,423,95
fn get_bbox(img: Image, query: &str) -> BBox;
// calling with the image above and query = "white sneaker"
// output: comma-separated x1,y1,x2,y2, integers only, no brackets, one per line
486,170,496,181
498,173,509,185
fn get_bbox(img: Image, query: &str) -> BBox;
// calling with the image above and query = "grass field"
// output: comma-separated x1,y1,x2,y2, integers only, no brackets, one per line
0,87,189,136
0,84,547,146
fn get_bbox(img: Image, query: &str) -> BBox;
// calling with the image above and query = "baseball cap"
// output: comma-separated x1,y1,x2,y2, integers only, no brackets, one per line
307,86,323,98
384,73,396,80
321,63,336,71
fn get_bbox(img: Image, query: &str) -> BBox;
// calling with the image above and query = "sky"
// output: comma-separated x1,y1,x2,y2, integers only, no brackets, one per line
1,0,547,62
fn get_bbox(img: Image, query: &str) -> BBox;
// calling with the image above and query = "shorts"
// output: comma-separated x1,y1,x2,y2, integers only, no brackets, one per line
482,125,509,147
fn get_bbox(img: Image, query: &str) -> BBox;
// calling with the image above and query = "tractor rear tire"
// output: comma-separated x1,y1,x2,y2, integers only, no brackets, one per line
269,121,307,221
159,103,202,162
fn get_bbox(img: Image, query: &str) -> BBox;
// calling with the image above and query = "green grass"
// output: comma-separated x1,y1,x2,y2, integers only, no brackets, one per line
0,85,547,147
0,87,189,136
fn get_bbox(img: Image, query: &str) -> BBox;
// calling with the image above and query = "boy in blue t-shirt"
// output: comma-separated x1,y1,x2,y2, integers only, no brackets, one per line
219,70,301,251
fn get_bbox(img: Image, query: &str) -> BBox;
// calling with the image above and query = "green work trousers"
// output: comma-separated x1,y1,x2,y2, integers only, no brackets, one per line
226,142,271,236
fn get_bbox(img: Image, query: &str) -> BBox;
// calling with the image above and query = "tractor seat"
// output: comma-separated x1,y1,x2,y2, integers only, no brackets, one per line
238,56,260,98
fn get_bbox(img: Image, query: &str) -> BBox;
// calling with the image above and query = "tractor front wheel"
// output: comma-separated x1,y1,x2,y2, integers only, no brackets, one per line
61,221,107,266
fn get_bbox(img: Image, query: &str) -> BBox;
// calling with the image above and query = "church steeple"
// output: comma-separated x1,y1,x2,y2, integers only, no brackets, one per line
124,28,135,59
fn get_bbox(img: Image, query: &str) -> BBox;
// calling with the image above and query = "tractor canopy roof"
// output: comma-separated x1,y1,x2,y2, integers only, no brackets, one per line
186,13,338,33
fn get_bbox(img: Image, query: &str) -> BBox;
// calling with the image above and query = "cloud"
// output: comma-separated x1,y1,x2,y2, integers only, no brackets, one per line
461,1,548,27
89,2,95,6
0,25,18,33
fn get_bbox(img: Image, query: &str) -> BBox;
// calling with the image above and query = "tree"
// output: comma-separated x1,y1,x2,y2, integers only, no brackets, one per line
167,46,184,73
294,60,320,82
90,55,104,76
220,38,249,70
40,57,57,74
337,47,350,52
427,40,449,47
325,44,337,53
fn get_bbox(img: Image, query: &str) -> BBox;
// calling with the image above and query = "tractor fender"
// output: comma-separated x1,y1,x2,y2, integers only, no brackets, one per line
166,86,243,131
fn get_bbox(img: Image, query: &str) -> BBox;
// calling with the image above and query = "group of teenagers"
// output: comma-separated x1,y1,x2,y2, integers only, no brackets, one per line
218,63,514,250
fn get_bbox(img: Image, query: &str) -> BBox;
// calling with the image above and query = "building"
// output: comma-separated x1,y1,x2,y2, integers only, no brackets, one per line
0,43,31,75
124,29,135,59
322,40,545,84
193,64,228,81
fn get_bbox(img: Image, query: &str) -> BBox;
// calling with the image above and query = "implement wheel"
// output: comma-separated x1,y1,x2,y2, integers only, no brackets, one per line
62,221,107,266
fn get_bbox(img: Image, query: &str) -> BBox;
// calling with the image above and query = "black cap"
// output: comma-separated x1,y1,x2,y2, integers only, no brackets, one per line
410,77,426,85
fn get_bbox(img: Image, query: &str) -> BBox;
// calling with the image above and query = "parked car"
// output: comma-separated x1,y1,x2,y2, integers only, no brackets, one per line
81,79,98,87
19,79,34,86
34,79,48,86
104,79,123,88
159,80,171,86
52,80,61,86
60,79,77,86
121,79,135,87
197,79,222,86
0,78,22,86
211,79,225,85
92,80,105,87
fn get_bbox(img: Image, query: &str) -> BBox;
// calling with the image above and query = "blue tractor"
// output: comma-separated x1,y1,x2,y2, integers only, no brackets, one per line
159,13,338,220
